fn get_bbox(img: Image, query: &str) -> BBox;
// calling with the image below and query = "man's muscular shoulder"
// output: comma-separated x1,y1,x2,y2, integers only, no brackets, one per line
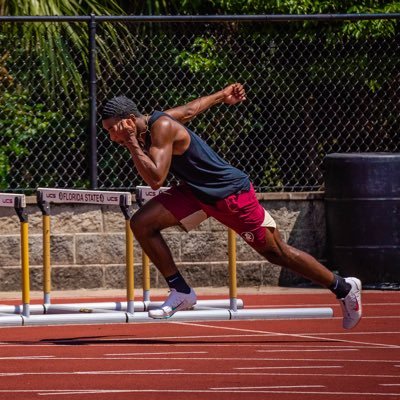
151,115,189,154
150,116,175,143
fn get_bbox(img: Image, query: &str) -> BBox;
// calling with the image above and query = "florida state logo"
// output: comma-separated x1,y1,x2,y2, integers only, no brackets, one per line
241,232,254,243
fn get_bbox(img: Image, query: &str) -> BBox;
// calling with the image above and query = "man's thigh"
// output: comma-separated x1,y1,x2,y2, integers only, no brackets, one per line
132,197,181,231
153,185,208,232
202,185,276,250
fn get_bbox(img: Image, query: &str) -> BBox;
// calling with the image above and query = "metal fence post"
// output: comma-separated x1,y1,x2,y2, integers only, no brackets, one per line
89,13,98,189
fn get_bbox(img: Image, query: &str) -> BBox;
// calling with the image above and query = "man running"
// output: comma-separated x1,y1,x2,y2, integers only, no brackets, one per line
102,83,362,329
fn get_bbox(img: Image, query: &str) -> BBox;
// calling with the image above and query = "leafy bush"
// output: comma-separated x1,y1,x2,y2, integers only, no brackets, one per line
0,88,59,189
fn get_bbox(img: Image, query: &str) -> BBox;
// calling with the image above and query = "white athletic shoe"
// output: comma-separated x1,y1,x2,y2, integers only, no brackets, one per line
148,288,197,319
339,277,362,329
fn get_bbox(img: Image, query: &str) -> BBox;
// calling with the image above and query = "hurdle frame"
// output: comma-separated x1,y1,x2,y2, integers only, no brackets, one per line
0,193,30,317
36,188,135,314
134,185,244,311
0,186,243,317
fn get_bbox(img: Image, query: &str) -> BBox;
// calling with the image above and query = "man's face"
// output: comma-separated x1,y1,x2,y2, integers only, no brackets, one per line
102,117,137,146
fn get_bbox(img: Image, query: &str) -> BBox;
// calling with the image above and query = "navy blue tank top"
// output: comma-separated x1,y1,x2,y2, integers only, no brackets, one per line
148,111,250,204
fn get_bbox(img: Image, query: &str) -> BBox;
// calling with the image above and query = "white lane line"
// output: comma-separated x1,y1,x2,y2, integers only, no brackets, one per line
31,389,400,396
0,343,396,349
0,331,394,345
296,331,400,336
360,316,400,320
0,370,397,378
0,369,182,377
246,302,400,308
173,321,400,349
0,356,55,360
381,384,400,386
257,349,357,352
210,385,325,390
47,333,276,341
104,351,207,356
1,356,397,363
235,365,343,370
225,344,383,349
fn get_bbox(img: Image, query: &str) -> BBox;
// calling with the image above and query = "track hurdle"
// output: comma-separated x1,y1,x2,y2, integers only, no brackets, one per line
0,188,333,327
0,193,30,323
0,188,137,318
36,188,135,314
37,187,239,313
0,188,137,324
135,185,244,311
0,187,241,317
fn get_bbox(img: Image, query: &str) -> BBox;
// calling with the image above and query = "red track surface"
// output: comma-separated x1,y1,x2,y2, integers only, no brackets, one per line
0,290,399,400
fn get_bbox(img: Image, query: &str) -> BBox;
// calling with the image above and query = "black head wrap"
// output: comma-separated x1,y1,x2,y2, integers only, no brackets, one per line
101,96,140,120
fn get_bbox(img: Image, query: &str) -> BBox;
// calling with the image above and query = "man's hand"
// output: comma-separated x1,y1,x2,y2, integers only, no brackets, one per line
222,83,246,105
110,119,137,147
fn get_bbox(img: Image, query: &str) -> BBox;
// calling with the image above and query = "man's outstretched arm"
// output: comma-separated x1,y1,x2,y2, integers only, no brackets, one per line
165,83,246,124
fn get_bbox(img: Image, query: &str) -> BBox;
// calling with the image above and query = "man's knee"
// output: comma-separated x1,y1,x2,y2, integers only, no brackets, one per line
257,236,293,265
259,246,285,264
130,212,155,239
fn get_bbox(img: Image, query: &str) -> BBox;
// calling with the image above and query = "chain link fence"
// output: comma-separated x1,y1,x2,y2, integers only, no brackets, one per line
1,16,399,193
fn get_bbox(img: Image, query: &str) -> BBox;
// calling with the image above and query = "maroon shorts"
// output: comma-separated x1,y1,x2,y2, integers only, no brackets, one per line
154,184,276,250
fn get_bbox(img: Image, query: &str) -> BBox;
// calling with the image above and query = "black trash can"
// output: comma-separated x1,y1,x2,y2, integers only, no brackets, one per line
324,153,400,287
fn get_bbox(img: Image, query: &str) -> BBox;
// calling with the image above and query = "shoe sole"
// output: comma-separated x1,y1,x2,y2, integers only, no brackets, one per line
148,302,197,319
343,278,362,329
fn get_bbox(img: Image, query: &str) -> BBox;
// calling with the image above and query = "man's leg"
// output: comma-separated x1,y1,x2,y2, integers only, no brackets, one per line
256,227,361,329
131,199,181,278
131,187,205,318
204,185,361,329
258,227,334,287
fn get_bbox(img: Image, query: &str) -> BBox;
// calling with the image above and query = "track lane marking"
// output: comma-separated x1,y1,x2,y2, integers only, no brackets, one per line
0,342,398,349
0,356,398,362
257,349,358,352
104,351,207,355
0,355,55,360
0,369,182,377
210,385,325,390
246,302,400,308
22,389,398,396
0,371,398,378
235,365,343,370
172,321,400,349
1,331,396,346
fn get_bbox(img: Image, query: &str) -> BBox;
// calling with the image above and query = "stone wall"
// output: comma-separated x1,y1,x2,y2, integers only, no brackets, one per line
0,192,326,291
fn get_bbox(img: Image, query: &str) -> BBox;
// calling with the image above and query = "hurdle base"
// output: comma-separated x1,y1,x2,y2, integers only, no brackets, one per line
0,307,333,327
0,299,244,315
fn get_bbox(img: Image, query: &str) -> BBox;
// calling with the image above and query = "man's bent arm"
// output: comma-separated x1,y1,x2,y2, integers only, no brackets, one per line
165,83,246,124
123,120,173,189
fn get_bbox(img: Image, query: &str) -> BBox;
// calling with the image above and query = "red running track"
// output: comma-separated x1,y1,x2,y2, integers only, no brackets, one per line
0,290,399,400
